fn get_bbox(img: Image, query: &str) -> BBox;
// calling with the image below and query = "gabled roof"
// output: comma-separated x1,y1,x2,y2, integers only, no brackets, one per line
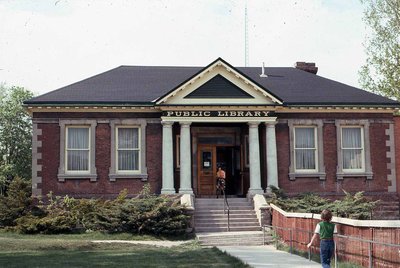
25,58,399,107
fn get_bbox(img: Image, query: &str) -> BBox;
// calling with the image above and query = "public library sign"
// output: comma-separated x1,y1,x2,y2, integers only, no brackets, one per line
163,110,270,117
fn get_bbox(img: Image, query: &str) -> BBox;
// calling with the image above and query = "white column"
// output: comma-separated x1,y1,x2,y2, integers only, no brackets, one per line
266,122,279,192
161,121,175,194
179,122,193,194
248,122,263,195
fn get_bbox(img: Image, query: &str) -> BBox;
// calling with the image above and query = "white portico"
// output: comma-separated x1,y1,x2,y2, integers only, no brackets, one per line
156,59,282,196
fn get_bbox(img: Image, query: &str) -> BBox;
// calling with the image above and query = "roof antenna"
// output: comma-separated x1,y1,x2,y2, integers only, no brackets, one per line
260,62,268,77
245,1,249,67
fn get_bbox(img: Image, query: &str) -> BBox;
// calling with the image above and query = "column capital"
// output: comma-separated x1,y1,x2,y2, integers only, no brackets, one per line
248,122,260,128
265,121,278,127
161,121,174,127
179,121,192,127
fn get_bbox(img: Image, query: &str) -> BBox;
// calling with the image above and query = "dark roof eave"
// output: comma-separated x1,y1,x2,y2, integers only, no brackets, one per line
284,102,400,108
23,101,155,106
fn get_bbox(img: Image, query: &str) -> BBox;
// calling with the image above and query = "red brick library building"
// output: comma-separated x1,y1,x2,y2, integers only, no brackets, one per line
25,58,400,202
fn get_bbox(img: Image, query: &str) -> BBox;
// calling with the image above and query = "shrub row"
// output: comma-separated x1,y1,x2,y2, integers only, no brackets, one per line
267,186,378,220
0,179,190,235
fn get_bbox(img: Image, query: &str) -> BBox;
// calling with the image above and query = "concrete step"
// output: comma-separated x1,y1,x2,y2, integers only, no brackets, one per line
196,205,253,209
195,209,256,214
196,226,262,232
196,222,260,228
196,231,272,246
196,218,259,224
195,214,257,219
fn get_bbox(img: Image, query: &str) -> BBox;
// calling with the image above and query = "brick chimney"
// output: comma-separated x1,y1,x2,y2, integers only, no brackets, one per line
295,62,318,74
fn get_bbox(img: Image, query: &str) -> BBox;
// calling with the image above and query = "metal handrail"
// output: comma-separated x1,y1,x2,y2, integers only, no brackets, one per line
263,224,400,267
223,190,230,231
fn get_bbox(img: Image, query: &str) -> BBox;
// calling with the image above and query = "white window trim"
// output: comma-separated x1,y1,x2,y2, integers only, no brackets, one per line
58,120,97,182
288,119,326,180
65,126,91,173
109,119,148,181
116,126,141,174
336,120,373,180
294,126,318,173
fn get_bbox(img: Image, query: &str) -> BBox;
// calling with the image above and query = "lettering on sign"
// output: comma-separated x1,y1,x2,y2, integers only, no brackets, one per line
163,111,269,117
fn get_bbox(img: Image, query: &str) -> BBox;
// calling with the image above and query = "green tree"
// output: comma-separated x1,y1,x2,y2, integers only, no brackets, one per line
0,85,34,192
359,0,400,99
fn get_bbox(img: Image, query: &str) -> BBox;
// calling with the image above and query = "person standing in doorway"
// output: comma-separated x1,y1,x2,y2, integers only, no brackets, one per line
307,209,337,268
216,166,226,198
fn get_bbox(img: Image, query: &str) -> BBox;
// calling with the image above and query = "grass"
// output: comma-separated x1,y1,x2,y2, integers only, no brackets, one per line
0,232,250,268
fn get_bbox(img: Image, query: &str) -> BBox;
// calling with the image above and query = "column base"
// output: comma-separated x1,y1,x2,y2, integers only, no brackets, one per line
161,188,176,194
179,188,194,194
247,188,264,197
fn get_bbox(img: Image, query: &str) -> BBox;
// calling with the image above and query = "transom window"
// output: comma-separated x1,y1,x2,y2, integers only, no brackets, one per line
66,127,90,172
341,127,364,171
294,127,317,171
116,127,140,172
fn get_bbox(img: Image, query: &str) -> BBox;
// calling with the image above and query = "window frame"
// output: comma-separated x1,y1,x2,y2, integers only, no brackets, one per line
288,119,325,181
341,126,365,173
336,120,372,180
294,126,318,173
65,126,91,173
58,120,97,182
109,119,148,181
115,126,141,174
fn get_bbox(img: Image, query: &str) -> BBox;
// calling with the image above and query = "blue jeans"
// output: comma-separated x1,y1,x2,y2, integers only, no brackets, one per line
320,240,334,268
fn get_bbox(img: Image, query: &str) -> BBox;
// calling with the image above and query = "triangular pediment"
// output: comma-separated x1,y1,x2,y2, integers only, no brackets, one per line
185,75,253,99
156,58,282,105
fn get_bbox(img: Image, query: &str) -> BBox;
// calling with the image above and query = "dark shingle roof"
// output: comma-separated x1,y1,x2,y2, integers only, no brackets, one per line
25,61,398,106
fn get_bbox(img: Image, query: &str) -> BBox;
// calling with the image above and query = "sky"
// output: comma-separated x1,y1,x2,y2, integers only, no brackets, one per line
0,0,367,96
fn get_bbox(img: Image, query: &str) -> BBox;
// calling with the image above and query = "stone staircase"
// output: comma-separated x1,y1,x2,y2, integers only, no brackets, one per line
372,197,400,220
195,198,270,246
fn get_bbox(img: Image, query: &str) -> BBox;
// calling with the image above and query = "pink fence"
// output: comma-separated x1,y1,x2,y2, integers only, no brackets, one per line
270,204,400,267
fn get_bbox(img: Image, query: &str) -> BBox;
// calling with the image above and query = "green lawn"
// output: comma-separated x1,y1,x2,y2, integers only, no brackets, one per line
0,232,250,268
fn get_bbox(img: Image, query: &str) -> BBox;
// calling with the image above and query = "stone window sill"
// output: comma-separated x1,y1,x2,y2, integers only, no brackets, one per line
336,172,373,180
289,172,326,181
58,173,98,182
109,173,148,182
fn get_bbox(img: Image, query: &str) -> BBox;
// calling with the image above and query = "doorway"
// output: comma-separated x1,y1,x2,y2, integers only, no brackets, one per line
197,144,242,196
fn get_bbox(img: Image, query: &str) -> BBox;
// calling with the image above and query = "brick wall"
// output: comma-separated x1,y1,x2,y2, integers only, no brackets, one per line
33,111,396,198
276,113,393,196
35,114,162,198
394,116,400,197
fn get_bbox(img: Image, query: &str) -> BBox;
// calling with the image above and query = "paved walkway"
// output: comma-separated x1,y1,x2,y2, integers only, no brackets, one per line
91,240,187,248
218,245,321,268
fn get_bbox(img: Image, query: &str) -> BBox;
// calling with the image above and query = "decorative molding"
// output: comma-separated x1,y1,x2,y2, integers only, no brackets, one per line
156,59,282,105
57,119,98,182
32,124,42,196
385,123,397,192
335,120,373,180
109,119,148,181
288,119,326,181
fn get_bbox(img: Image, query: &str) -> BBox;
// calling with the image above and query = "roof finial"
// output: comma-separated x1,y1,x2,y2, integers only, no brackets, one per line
260,62,268,78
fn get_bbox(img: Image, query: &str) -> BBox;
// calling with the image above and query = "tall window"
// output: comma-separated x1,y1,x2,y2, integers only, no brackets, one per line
66,127,90,172
294,127,317,171
341,127,364,171
116,127,140,172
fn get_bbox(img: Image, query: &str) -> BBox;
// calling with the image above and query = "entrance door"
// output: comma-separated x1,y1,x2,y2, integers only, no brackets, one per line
197,145,216,195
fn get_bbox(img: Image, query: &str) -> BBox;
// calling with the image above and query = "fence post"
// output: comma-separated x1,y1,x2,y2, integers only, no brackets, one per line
368,242,373,268
334,238,337,268
308,232,312,261
289,229,293,254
